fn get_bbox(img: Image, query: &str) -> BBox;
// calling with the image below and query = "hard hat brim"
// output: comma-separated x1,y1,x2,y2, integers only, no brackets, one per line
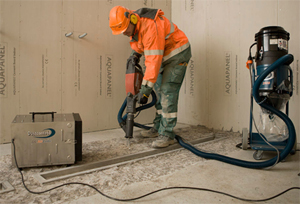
111,26,128,35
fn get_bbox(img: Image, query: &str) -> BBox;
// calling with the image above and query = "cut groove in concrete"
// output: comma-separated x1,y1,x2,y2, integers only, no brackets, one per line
34,135,214,184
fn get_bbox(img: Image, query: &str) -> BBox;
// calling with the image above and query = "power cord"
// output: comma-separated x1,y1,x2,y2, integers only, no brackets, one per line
11,139,299,202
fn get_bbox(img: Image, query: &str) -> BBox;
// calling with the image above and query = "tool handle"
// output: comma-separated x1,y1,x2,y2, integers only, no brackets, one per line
29,112,56,122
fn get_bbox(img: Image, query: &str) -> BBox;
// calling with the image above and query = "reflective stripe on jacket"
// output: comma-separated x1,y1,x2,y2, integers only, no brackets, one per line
130,8,189,86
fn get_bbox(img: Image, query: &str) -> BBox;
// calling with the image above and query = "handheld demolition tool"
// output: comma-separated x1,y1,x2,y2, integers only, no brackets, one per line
118,55,157,146
119,57,144,146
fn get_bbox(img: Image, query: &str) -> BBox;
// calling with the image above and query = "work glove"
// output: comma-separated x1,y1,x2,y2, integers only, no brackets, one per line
138,93,148,104
128,53,141,65
137,85,152,104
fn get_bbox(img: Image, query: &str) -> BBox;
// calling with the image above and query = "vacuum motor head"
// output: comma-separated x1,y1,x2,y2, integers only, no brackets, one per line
254,26,291,95
255,26,290,65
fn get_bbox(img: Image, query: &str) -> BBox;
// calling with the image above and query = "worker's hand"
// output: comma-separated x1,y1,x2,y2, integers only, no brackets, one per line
137,85,152,104
128,54,140,65
137,92,148,104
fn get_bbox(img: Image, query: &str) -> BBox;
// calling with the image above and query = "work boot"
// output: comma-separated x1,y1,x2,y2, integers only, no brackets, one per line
152,135,176,148
140,128,159,138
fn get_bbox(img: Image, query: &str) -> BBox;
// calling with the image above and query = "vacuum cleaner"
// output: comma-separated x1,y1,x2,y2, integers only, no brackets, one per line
243,26,296,160
118,26,296,169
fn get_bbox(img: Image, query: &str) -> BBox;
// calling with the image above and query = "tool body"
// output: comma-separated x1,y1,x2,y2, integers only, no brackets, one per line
119,58,145,145
124,93,138,145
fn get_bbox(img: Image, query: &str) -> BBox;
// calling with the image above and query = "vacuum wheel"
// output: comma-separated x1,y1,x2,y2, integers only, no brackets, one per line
242,128,248,150
253,150,264,160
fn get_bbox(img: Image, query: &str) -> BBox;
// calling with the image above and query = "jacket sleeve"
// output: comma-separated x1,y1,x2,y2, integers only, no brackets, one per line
141,20,165,87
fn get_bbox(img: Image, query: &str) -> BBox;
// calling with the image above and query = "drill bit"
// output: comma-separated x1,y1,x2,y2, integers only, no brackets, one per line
127,138,131,147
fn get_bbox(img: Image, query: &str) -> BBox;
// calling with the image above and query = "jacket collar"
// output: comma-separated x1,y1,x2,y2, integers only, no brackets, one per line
130,21,140,42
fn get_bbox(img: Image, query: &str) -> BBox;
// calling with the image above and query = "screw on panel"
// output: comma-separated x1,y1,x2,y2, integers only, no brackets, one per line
78,33,87,38
61,129,64,141
65,32,73,37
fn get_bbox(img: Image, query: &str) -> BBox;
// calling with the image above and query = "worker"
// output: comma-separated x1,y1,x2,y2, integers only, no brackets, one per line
109,6,191,148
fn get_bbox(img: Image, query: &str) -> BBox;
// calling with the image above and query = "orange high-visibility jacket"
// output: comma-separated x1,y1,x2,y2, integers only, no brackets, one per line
130,8,190,88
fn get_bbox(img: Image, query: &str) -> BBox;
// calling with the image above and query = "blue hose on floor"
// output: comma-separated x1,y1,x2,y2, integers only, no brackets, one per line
118,54,296,169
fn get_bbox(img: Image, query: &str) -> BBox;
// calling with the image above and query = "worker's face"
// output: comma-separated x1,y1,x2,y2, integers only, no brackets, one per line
123,23,135,37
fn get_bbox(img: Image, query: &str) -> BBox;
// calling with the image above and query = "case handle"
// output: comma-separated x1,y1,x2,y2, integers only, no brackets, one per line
29,112,56,122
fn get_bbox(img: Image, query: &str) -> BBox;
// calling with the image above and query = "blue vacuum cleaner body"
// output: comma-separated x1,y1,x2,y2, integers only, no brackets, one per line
247,26,296,159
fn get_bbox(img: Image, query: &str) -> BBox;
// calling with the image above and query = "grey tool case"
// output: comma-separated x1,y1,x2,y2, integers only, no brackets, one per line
11,112,82,168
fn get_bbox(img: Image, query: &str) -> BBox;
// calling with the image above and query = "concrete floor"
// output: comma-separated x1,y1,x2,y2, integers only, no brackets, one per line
71,150,300,204
1,124,299,203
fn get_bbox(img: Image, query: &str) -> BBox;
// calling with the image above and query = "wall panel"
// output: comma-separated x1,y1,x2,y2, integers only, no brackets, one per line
18,1,62,113
278,0,300,143
175,0,209,126
206,0,241,131
62,33,100,132
62,1,100,132
0,1,21,143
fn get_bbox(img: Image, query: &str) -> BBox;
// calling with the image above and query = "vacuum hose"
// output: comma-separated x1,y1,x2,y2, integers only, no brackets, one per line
118,54,296,169
177,54,295,169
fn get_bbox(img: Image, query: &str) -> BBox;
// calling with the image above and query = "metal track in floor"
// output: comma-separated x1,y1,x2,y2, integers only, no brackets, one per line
0,181,15,194
34,135,214,184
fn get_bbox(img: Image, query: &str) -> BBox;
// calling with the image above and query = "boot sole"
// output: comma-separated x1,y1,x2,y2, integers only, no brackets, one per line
151,140,175,148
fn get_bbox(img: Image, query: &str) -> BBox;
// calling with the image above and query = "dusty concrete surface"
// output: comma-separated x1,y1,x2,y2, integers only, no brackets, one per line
0,124,299,203
74,151,300,204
